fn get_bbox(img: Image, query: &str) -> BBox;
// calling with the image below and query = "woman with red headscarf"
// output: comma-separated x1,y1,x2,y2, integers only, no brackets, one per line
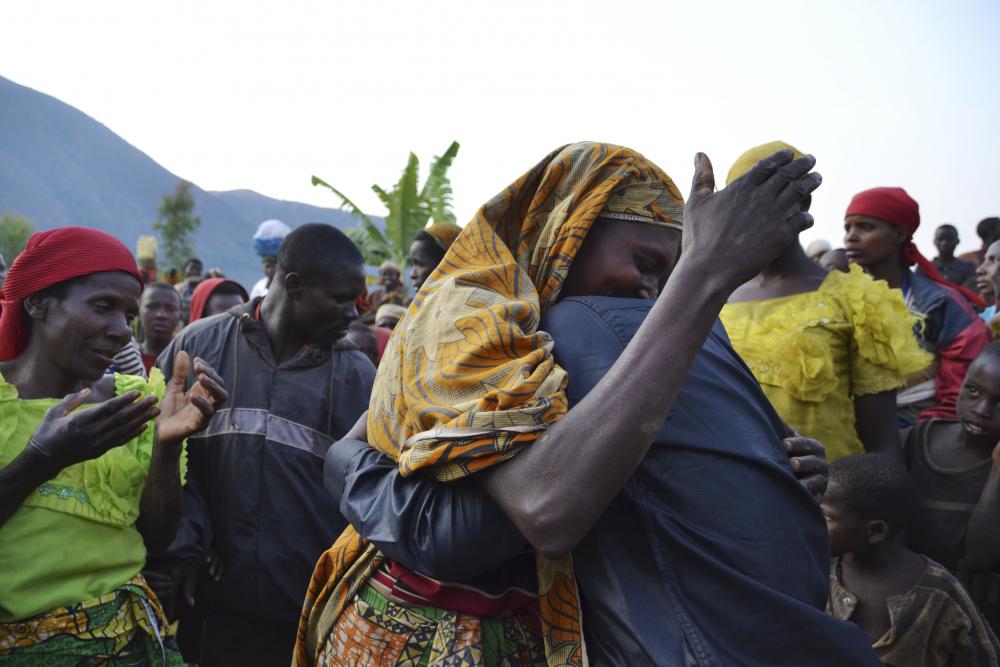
0,227,228,665
188,277,248,322
845,187,991,423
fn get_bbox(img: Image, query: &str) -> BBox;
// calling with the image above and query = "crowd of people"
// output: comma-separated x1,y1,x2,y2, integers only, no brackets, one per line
1,141,1000,666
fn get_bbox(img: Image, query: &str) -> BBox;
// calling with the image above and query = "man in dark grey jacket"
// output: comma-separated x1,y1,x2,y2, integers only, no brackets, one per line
159,224,376,666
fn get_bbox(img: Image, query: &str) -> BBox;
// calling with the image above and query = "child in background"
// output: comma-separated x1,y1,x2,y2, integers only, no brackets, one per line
905,341,1000,631
824,454,1000,666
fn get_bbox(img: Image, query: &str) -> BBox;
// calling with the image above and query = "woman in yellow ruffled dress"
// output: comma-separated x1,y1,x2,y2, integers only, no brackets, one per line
720,142,931,462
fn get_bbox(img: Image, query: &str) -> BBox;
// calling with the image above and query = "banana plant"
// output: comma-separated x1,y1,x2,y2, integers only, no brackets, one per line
312,141,460,269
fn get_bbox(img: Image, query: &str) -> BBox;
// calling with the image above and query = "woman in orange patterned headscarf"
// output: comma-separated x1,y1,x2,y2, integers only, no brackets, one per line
296,142,683,666
295,142,823,666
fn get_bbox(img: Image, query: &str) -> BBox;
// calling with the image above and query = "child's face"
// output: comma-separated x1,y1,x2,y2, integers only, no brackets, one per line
820,482,870,557
957,356,1000,444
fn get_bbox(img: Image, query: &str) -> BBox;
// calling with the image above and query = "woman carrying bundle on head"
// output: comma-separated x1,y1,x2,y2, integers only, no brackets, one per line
720,142,931,462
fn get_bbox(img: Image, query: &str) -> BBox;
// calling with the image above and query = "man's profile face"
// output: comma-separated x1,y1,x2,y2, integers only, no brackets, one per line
291,263,366,345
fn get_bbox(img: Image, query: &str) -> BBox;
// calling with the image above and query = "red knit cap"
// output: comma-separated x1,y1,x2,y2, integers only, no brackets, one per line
0,227,143,360
846,187,983,306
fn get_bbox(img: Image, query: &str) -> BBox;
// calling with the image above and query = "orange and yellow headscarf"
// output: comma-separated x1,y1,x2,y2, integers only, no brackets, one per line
296,142,684,667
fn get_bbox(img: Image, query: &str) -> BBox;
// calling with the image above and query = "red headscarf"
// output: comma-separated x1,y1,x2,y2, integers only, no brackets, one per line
846,187,984,306
0,227,142,360
188,278,249,322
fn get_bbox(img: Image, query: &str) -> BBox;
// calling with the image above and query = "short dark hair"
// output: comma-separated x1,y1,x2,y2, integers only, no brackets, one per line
978,217,1000,243
829,454,918,537
971,340,1000,370
143,281,182,305
277,223,363,282
212,281,246,298
936,224,958,235
185,257,203,268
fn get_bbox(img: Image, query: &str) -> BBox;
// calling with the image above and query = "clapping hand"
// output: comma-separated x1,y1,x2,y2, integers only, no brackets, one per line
28,388,160,473
155,351,228,446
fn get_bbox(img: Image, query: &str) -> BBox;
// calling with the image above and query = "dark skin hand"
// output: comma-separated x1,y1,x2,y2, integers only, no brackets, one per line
471,149,823,558
171,547,224,610
0,387,159,527
0,350,226,543
784,429,828,501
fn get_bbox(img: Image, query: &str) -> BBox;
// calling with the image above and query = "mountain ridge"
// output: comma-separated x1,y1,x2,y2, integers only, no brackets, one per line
0,74,363,287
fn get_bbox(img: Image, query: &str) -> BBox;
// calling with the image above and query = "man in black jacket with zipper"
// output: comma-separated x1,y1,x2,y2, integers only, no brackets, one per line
159,224,376,666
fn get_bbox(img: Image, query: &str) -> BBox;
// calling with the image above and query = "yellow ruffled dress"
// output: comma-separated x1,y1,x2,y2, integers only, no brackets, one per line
720,265,931,461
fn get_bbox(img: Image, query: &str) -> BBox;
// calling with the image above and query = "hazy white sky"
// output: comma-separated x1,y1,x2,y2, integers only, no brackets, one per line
3,0,999,256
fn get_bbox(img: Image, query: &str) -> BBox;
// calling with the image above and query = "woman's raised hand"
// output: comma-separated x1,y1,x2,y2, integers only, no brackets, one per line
28,388,160,473
156,351,228,446
682,149,821,291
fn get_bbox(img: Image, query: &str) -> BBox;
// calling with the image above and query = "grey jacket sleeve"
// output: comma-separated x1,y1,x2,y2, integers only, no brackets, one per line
324,438,527,581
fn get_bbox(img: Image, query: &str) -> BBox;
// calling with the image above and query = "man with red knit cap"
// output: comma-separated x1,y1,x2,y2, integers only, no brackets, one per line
845,187,990,423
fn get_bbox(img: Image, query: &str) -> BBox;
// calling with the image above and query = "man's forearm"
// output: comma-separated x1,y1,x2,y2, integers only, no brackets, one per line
137,435,184,556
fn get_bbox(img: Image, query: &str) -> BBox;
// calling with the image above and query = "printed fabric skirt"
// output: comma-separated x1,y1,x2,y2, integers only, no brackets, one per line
0,574,183,667
315,583,546,666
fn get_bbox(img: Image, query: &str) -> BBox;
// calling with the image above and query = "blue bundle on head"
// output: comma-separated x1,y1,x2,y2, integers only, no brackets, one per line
252,219,291,258
254,237,284,258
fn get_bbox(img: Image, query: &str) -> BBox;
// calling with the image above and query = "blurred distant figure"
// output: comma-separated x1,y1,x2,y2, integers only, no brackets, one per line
932,224,977,290
189,278,249,322
176,257,204,294
975,241,1000,336
162,267,182,286
345,321,379,366
176,257,204,321
136,234,158,284
805,239,832,263
206,267,225,279
368,260,407,309
139,282,182,373
408,221,463,293
375,303,406,330
961,218,1000,304
250,219,291,299
959,217,1000,268
0,252,6,289
820,248,850,273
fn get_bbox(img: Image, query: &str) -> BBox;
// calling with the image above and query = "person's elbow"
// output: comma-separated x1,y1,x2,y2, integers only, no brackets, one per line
507,494,585,560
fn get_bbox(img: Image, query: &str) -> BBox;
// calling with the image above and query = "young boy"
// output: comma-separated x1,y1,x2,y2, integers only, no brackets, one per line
905,341,1000,631
824,454,1000,665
